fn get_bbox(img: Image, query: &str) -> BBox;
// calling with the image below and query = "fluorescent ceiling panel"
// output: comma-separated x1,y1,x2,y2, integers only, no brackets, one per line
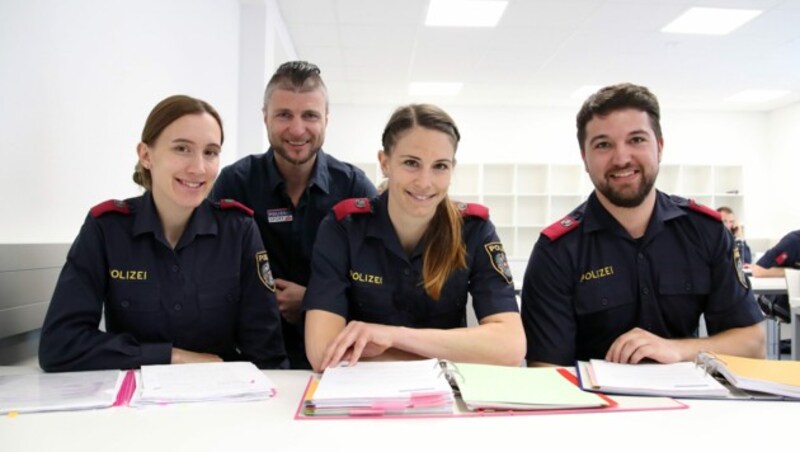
725,89,790,103
662,7,762,35
425,0,508,27
409,82,464,96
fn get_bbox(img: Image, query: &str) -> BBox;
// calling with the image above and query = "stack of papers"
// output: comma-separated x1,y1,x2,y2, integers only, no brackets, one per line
130,361,276,406
578,359,730,398
0,370,127,414
702,353,800,399
304,359,454,416
454,363,612,411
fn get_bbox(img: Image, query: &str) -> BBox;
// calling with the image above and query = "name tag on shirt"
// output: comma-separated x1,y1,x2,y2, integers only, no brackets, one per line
267,208,293,223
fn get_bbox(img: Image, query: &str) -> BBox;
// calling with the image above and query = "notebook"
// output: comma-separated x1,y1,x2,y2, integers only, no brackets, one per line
451,363,613,411
0,369,131,414
698,352,800,399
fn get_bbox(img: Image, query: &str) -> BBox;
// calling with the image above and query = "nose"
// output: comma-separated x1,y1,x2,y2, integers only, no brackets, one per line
609,143,633,167
414,167,434,190
288,116,305,137
186,151,206,175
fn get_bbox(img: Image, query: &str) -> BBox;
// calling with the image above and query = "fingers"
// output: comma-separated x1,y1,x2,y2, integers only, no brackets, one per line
321,321,362,369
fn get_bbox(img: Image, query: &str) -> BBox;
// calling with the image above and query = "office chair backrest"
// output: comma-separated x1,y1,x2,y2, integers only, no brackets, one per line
784,268,800,309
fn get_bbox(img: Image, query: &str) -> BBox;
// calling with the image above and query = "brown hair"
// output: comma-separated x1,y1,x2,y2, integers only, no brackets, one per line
716,206,734,214
576,83,662,151
382,104,466,300
262,60,328,111
133,95,223,190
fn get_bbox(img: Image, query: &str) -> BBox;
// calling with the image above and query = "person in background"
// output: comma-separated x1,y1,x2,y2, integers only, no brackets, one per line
211,61,376,369
717,206,752,264
751,230,800,277
303,104,526,372
521,83,764,367
39,95,287,372
750,230,799,326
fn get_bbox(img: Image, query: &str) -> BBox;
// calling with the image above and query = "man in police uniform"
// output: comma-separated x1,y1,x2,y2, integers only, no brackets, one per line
752,230,800,277
211,61,377,369
521,83,765,367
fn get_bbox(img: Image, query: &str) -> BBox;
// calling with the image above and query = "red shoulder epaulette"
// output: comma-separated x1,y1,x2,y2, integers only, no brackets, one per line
90,199,130,218
333,198,372,221
216,199,254,216
542,215,581,241
688,199,721,222
455,202,489,220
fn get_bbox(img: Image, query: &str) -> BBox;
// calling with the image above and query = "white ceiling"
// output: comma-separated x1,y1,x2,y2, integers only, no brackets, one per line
275,0,800,111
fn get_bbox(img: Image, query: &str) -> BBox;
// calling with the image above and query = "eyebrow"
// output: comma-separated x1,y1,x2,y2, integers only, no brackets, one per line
398,154,454,164
171,138,221,148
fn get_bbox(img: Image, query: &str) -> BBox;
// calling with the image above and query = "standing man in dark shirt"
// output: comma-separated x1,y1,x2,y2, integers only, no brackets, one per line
211,61,377,368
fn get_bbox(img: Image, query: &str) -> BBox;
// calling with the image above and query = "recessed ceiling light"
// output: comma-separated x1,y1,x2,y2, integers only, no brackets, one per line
571,85,603,100
409,82,464,97
662,7,762,35
425,0,508,27
725,89,790,103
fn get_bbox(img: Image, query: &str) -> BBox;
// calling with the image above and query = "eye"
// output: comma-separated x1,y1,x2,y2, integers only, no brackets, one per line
276,111,292,119
204,147,221,158
630,136,647,144
303,112,321,121
173,144,190,153
402,159,420,168
593,140,611,150
433,162,451,171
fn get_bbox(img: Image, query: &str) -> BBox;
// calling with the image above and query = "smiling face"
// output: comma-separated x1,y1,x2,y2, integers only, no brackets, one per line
380,126,455,224
581,108,662,209
137,112,222,217
264,88,327,168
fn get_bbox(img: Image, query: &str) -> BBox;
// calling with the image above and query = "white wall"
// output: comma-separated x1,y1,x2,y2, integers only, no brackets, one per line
764,102,800,239
0,0,241,243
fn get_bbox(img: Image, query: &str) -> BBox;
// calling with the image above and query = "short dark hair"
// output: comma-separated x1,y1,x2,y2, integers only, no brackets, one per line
262,60,328,110
576,83,662,150
134,94,223,190
717,206,734,214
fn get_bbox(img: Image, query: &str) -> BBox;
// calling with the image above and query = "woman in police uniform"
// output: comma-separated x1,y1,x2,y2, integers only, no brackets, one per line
303,104,525,372
39,95,287,371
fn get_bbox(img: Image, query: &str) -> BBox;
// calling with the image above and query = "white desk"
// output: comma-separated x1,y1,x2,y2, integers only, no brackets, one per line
750,276,787,296
2,367,799,451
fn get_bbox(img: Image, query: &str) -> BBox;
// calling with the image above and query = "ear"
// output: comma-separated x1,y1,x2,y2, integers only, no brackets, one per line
657,137,664,163
137,142,152,169
378,149,389,177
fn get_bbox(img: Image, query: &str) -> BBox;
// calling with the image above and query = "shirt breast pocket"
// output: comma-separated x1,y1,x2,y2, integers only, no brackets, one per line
574,283,635,318
108,281,160,312
198,276,240,310
350,284,397,324
657,271,711,296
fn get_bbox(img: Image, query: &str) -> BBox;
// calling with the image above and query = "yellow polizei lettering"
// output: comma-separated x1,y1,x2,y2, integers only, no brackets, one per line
349,270,383,285
579,266,614,283
109,269,148,280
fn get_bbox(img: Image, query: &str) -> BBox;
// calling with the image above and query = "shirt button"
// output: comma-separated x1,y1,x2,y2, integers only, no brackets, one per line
403,268,411,276
601,298,608,306
685,283,692,291
642,287,650,295
120,299,130,308
171,265,179,272
173,303,182,311
637,253,645,261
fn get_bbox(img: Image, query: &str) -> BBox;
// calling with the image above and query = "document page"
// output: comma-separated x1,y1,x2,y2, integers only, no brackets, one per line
0,370,123,414
589,360,730,397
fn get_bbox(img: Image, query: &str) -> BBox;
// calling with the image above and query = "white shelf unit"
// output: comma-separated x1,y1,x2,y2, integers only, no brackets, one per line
352,162,744,260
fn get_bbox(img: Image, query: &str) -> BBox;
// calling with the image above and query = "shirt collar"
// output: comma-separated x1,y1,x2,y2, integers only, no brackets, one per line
365,192,413,260
582,190,686,239
264,148,332,195
132,192,218,247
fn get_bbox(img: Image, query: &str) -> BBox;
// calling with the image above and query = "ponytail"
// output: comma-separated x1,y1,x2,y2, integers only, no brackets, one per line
421,197,466,300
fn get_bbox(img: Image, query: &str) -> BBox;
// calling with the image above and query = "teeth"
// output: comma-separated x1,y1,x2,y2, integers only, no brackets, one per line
180,180,202,188
612,170,635,178
409,193,432,201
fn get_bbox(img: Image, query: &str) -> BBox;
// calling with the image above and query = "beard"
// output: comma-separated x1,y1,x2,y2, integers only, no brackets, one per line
272,144,320,166
595,165,657,208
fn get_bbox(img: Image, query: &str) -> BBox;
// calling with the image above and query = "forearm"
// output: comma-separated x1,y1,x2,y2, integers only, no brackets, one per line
751,264,785,277
673,323,766,361
305,310,346,372
389,313,526,366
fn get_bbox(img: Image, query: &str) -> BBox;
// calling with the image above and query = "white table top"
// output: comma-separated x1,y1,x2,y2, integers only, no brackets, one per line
2,366,798,451
750,276,787,295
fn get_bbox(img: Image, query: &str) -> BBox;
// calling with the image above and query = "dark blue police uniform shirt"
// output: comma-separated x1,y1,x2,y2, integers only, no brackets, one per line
756,230,800,269
303,193,519,328
210,149,377,369
39,192,288,372
521,191,764,366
